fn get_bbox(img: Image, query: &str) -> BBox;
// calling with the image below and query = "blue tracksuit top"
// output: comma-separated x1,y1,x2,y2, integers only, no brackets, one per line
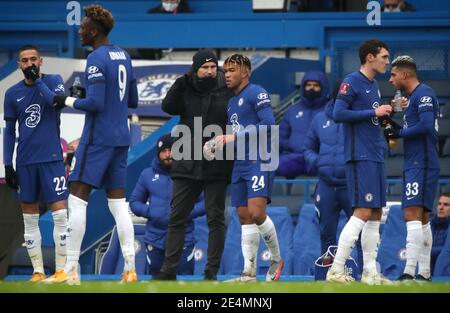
430,214,450,270
303,102,346,186
129,157,205,249
279,70,330,153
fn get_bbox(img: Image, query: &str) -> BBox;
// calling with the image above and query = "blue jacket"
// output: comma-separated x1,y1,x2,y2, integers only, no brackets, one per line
303,102,346,186
129,157,205,249
430,214,450,273
279,70,330,153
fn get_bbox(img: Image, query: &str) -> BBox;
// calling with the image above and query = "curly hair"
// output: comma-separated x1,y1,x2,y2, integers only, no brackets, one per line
224,54,252,73
83,4,115,35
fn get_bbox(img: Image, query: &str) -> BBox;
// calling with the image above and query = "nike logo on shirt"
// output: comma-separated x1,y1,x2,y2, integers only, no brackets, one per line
365,90,371,93
16,96,25,102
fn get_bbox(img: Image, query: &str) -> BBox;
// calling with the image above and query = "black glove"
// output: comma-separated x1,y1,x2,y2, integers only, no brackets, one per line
53,95,67,110
23,64,40,81
70,85,86,99
5,165,18,190
384,127,401,139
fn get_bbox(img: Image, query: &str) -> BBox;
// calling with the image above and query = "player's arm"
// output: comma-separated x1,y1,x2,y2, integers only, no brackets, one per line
129,173,151,218
399,111,435,138
162,76,186,115
302,116,320,171
190,193,206,219
333,98,376,122
34,75,66,107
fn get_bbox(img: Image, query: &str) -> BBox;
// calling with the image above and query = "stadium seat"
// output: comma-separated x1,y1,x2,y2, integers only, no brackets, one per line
442,137,450,155
292,204,321,275
439,118,450,136
440,157,450,176
8,246,55,276
378,204,406,278
193,215,208,275
220,207,294,276
99,224,147,275
433,226,450,276
440,104,450,118
385,156,404,177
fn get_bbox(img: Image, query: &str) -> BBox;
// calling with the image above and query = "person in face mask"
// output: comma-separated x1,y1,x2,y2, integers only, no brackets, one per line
156,50,234,281
276,70,331,179
382,0,415,12
148,0,191,14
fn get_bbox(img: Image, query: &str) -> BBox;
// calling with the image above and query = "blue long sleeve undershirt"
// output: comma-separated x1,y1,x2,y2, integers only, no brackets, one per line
333,98,375,123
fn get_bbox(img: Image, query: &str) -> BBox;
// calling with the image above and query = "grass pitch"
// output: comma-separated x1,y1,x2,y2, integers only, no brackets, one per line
1,280,449,293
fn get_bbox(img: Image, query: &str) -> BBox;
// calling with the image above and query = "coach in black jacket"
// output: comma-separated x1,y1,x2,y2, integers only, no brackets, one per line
156,50,233,280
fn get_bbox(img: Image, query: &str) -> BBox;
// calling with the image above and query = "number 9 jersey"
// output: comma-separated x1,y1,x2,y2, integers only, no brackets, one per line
79,45,137,147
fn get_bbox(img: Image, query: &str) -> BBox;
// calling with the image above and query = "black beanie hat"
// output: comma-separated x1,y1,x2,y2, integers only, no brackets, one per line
157,134,173,153
192,49,218,73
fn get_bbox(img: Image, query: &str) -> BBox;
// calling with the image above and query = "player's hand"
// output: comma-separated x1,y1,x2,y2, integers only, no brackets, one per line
400,96,409,108
384,127,401,139
375,104,392,117
53,95,67,109
4,165,18,190
203,138,216,161
214,134,235,148
23,64,40,81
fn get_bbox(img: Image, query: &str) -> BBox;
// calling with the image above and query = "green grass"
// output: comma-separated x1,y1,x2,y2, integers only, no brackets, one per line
1,281,450,293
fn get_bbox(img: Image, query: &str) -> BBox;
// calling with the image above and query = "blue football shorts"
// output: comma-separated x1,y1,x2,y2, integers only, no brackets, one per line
402,167,439,212
16,161,68,203
68,143,128,189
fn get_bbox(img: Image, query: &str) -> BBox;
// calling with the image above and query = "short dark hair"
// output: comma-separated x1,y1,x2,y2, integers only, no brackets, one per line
359,39,389,65
391,55,417,73
441,192,450,198
84,4,115,36
18,45,40,56
224,54,252,73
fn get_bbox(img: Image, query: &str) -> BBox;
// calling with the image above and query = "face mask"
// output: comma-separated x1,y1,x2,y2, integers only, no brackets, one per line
162,2,179,12
196,76,217,91
384,5,401,12
22,65,39,80
304,89,321,101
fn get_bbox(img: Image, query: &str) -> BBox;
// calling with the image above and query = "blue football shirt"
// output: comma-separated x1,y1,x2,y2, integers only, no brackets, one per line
78,45,136,147
335,71,387,163
3,74,65,166
402,83,439,169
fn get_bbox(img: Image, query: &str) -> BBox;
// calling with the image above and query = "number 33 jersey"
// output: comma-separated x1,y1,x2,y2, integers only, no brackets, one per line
81,45,135,147
4,74,65,166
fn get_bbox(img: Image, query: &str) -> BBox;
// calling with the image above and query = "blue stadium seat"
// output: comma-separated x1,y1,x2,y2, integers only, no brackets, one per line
193,215,208,275
378,205,406,278
220,207,294,276
292,204,321,275
433,226,450,276
99,224,147,275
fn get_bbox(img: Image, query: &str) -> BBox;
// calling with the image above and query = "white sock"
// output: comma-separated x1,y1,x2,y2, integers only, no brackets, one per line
65,195,87,273
52,209,67,271
257,216,281,262
418,222,432,278
23,213,44,274
108,198,135,272
241,224,260,276
404,221,423,277
361,220,380,273
332,216,365,273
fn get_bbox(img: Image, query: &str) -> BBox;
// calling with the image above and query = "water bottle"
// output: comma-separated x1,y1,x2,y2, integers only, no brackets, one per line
392,90,403,112
70,76,85,99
